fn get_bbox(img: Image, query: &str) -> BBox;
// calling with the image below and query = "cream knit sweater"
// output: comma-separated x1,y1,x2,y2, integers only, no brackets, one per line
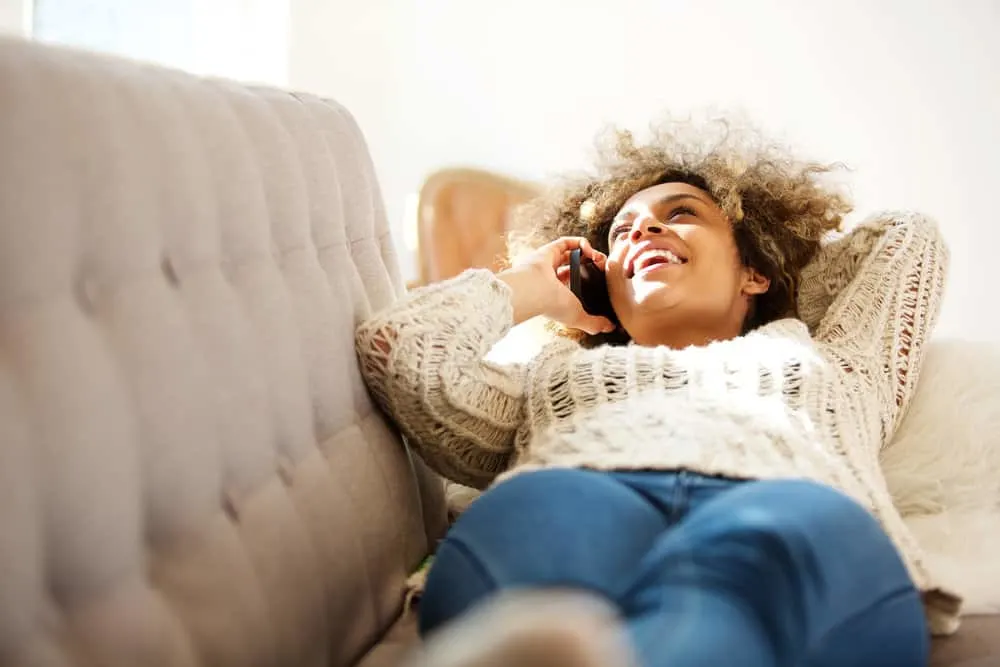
356,211,961,634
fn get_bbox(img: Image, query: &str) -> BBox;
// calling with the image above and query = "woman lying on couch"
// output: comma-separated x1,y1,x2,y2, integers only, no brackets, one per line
355,117,960,667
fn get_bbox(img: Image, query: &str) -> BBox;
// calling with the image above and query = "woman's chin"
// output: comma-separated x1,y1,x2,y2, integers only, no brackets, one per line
628,278,681,305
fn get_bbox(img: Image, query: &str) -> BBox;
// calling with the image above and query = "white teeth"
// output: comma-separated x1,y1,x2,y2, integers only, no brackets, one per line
636,249,684,273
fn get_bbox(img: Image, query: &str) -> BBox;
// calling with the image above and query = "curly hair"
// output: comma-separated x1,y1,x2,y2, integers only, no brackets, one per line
508,116,852,346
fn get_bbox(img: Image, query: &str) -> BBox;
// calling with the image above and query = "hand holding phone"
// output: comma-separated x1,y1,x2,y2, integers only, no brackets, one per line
498,237,616,335
569,248,618,325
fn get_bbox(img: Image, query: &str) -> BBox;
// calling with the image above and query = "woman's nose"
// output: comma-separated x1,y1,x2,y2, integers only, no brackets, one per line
629,218,663,242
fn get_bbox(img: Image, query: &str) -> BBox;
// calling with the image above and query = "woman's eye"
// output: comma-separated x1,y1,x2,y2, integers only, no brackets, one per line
610,225,629,239
669,206,696,221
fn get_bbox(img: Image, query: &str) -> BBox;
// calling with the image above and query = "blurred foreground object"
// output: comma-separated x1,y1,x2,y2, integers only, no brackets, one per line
406,591,637,667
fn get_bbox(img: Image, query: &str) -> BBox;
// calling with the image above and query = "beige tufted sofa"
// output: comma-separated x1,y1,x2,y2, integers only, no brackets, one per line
0,36,448,666
0,37,997,667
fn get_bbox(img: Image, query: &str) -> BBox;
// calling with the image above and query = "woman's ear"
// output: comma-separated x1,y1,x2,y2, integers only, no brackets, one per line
741,267,770,296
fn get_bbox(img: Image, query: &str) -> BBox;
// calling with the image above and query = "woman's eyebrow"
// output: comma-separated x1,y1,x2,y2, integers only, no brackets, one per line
620,192,708,217
653,193,708,207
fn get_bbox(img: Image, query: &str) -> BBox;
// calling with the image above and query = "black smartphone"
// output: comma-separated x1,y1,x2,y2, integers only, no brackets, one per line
569,248,618,324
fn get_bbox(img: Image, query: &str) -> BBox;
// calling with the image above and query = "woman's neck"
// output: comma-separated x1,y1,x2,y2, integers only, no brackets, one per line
627,317,744,349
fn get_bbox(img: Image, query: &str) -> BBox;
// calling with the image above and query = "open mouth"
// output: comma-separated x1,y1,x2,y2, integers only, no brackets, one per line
629,248,687,278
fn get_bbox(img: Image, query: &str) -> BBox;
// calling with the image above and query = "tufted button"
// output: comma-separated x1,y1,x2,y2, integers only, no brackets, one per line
222,488,241,522
161,255,180,287
276,456,295,487
74,275,100,315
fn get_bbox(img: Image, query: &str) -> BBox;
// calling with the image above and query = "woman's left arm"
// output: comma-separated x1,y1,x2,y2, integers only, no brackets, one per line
810,212,950,438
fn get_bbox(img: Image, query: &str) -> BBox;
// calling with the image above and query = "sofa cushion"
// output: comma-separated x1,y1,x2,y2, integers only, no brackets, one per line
0,36,444,667
931,616,1000,667
355,609,421,667
881,340,1000,622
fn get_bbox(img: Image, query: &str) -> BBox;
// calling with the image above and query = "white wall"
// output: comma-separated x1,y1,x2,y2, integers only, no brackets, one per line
20,0,288,85
289,0,999,341
0,0,29,36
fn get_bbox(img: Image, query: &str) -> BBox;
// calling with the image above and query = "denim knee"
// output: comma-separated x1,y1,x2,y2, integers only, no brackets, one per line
688,479,906,593
730,480,875,531
731,480,884,550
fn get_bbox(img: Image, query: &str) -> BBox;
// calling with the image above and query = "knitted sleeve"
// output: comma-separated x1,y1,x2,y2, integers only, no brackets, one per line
801,212,949,439
355,269,526,489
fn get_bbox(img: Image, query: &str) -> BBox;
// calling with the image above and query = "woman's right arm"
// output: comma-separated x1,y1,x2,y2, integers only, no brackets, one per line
355,238,614,490
355,270,527,490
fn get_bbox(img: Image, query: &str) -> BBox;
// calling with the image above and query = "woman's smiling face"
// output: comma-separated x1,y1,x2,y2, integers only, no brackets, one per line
604,182,770,347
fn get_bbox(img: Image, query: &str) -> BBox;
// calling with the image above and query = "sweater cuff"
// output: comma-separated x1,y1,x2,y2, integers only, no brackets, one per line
409,268,515,335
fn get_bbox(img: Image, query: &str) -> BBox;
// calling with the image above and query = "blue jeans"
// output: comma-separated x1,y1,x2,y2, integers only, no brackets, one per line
419,469,929,667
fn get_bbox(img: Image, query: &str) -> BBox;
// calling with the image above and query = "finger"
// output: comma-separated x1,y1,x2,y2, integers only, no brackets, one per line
579,239,608,265
544,236,589,263
576,315,617,336
555,265,571,281
555,241,607,270
555,251,582,275
556,246,604,269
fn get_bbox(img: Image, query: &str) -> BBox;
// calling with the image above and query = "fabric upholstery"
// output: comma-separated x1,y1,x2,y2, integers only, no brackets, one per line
0,36,445,667
354,612,420,667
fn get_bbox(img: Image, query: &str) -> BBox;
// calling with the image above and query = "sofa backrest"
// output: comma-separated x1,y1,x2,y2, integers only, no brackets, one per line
0,37,445,667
